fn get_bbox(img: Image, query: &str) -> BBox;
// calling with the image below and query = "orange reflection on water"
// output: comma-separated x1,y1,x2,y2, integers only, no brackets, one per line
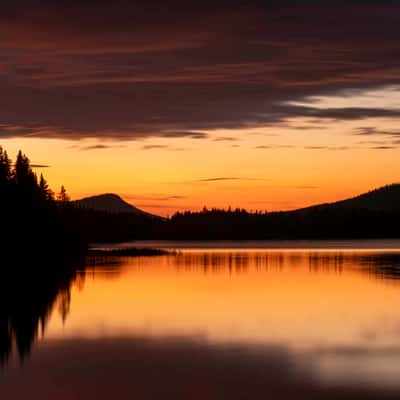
46,250,400,351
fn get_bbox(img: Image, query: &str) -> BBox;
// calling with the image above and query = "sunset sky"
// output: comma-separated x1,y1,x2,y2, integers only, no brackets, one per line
1,1,400,216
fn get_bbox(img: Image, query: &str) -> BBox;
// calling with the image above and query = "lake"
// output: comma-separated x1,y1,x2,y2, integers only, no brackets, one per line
2,240,400,399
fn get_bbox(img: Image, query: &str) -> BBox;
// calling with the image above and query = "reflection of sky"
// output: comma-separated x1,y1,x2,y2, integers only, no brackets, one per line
45,251,400,354
3,249,400,397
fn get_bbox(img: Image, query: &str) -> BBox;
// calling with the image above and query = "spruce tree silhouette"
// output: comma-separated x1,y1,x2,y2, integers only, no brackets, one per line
39,174,54,202
14,150,38,193
0,147,86,261
0,146,12,185
57,185,70,203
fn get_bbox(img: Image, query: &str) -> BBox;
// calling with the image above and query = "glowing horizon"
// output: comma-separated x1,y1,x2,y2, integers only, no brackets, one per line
1,3,400,216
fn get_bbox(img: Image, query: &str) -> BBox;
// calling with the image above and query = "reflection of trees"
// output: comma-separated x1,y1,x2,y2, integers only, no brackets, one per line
0,265,85,365
2,250,400,367
357,253,400,280
170,251,400,281
0,254,127,366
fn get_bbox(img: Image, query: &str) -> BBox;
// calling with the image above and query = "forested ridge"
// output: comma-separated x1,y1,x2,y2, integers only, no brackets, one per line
2,146,399,246
72,186,400,242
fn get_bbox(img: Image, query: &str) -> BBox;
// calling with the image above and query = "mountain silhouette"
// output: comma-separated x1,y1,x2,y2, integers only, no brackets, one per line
73,194,159,218
291,183,400,215
68,184,400,242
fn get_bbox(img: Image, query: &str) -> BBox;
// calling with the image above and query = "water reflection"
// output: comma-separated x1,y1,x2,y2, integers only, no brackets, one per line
358,253,400,280
2,336,400,399
162,250,400,280
2,248,400,399
0,265,84,364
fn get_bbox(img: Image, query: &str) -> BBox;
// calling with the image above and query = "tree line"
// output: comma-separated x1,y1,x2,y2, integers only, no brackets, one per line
0,146,85,264
68,199,400,243
0,147,69,204
2,146,400,246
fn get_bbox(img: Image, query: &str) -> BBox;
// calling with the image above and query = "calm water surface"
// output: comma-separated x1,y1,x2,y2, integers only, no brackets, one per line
2,241,400,399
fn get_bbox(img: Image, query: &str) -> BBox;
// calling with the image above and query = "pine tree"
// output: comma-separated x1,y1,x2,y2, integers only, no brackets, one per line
57,185,70,203
14,150,37,188
0,146,12,185
39,174,54,201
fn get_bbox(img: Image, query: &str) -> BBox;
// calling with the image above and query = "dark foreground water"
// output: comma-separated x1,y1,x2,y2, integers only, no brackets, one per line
2,240,400,399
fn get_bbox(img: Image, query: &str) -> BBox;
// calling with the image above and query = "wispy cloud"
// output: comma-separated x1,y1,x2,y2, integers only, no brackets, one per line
213,137,238,142
166,176,267,185
304,145,351,151
195,177,265,183
11,162,50,168
76,144,127,151
142,145,169,150
31,164,50,168
255,144,350,150
369,145,397,150
124,194,187,201
255,145,294,149
142,144,188,151
355,127,400,137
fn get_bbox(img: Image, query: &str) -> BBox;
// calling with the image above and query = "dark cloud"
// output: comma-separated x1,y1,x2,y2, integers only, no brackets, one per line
1,2,400,140
355,127,400,137
142,145,169,150
72,144,127,151
369,145,397,150
142,144,188,151
213,137,238,142
280,105,400,121
287,125,328,131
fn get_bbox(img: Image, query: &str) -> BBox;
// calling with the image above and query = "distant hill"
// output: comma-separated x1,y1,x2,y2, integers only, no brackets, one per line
292,184,400,215
166,184,400,240
73,194,159,219
69,184,400,242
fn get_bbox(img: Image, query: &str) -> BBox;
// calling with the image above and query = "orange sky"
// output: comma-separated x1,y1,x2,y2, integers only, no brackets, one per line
1,3,400,216
2,106,400,216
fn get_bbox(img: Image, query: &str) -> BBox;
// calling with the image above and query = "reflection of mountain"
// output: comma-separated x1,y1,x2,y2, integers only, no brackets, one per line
0,263,85,364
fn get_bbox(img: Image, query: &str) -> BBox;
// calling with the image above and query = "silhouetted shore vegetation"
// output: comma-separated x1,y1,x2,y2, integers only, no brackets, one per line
3,146,400,248
69,194,400,243
0,146,86,265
